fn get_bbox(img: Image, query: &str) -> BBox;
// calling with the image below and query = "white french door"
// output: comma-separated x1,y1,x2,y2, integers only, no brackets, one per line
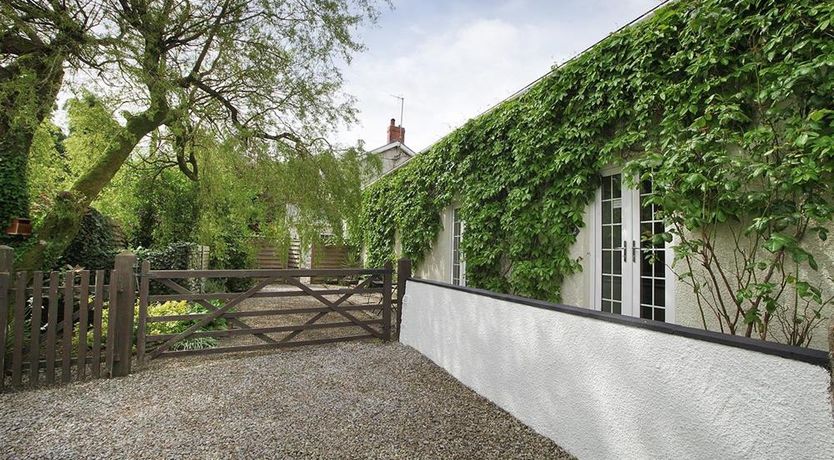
593,170,674,322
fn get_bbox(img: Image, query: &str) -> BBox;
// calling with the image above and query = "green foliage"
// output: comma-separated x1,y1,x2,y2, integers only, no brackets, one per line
361,0,834,323
56,207,117,271
136,242,198,270
132,168,199,247
27,121,69,226
75,300,226,351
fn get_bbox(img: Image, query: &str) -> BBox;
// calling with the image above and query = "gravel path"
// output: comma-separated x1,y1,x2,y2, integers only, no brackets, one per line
1,342,574,459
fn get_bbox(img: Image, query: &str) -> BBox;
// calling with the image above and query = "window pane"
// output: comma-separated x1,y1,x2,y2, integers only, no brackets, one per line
641,249,652,276
641,278,653,305
602,201,612,224
655,308,665,322
641,305,652,319
654,250,665,277
641,179,652,195
641,201,652,221
612,175,621,198
654,280,666,307
613,249,622,275
603,275,612,299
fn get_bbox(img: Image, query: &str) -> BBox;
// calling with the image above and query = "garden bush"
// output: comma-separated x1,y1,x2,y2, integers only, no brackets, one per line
209,228,254,292
74,299,226,351
55,207,117,270
136,242,198,270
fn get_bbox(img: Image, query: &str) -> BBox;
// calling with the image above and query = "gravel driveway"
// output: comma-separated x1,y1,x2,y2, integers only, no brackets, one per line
1,342,574,459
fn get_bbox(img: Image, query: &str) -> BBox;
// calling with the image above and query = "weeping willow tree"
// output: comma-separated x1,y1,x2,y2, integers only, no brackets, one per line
25,93,374,270
14,0,383,271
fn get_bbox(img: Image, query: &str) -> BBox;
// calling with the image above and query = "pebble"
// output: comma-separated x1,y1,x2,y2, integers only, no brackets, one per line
0,342,574,459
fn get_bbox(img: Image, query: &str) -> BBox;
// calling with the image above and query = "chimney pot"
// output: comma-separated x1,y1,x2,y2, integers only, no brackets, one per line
387,118,405,144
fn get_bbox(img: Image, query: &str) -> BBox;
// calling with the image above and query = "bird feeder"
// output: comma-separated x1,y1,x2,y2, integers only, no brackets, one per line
5,217,32,236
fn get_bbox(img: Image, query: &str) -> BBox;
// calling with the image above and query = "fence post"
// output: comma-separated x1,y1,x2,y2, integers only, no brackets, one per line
382,261,393,341
0,245,12,273
0,245,12,319
0,246,11,393
396,258,412,340
112,251,136,377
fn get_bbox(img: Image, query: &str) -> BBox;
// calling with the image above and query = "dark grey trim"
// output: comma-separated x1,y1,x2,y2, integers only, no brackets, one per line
408,278,831,369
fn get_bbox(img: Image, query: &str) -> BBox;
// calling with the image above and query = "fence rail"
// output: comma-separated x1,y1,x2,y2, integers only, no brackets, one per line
136,262,393,362
1,245,410,393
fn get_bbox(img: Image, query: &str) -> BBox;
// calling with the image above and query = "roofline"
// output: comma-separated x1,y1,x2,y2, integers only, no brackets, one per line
369,141,417,157
363,0,674,188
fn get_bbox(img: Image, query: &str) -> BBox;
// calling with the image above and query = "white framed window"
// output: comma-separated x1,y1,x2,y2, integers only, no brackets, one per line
591,169,674,322
451,208,466,286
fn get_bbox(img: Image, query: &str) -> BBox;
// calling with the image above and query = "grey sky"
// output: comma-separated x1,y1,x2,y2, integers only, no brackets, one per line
336,0,665,152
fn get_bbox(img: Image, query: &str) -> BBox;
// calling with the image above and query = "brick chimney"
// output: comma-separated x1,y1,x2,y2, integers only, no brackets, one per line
387,118,405,144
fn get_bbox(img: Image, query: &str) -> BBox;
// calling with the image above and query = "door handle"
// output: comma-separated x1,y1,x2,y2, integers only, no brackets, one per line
632,240,638,263
622,240,628,263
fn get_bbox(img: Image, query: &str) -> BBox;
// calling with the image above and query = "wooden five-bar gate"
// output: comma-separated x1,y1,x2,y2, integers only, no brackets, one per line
0,246,410,393
136,262,393,362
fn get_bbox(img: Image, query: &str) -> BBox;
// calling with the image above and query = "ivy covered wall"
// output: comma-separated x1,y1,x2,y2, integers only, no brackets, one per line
361,0,834,304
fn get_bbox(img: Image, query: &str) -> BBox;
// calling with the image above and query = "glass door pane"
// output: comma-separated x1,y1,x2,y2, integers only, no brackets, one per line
600,174,623,314
638,179,667,322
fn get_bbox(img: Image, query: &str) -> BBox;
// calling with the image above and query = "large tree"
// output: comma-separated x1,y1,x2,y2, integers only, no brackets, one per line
16,0,379,270
0,0,99,238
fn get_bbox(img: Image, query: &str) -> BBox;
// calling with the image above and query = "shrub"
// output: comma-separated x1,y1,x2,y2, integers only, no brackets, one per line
56,207,117,270
209,229,254,292
136,242,197,270
74,299,226,351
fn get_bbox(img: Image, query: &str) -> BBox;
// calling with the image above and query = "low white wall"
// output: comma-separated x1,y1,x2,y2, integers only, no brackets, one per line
400,280,834,460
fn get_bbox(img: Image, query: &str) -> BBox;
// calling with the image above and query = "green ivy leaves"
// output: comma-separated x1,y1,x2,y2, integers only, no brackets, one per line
361,0,834,310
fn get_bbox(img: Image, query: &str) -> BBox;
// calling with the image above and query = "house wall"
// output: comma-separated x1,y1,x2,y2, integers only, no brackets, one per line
378,146,411,176
410,203,834,351
412,206,454,283
400,279,834,460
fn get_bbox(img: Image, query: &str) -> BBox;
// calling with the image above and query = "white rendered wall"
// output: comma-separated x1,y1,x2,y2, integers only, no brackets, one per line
412,206,454,283
400,280,834,460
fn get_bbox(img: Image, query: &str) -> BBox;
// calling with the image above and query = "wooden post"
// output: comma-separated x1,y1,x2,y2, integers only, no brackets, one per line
0,272,8,393
0,245,12,322
136,260,150,366
112,251,136,377
0,246,12,392
0,245,13,273
381,261,393,341
396,258,412,340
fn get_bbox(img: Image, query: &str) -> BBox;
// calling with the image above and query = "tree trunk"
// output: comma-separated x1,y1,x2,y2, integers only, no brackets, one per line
15,108,168,271
0,53,66,241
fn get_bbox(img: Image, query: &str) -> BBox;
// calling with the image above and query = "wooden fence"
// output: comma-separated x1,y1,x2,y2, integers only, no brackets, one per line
1,245,411,393
0,249,136,392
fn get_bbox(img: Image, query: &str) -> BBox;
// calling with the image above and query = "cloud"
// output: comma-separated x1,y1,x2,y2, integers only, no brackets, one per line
336,1,665,152
338,18,562,151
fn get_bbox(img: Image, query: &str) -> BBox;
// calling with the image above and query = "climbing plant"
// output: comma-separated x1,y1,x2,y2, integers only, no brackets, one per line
361,0,834,345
